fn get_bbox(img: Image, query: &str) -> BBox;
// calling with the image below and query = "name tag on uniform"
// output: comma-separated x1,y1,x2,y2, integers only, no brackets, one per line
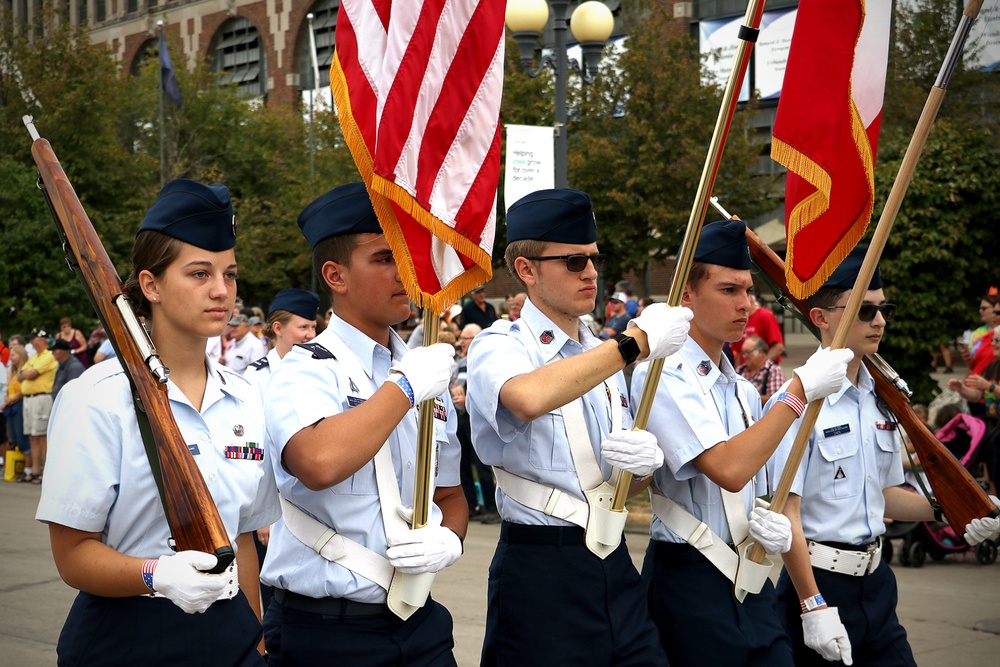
347,396,366,407
188,443,201,456
823,424,851,438
225,444,264,460
875,420,897,431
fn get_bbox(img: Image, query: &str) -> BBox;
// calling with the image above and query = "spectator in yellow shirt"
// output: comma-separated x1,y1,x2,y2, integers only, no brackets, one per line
18,328,57,483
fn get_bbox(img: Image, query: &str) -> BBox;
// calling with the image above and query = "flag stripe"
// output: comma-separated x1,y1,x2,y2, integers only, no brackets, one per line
414,0,503,203
334,0,501,312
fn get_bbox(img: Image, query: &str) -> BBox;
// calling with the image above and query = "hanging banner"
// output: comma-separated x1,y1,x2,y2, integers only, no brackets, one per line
504,124,555,211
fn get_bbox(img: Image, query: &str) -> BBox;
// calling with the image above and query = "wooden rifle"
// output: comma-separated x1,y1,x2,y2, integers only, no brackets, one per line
721,198,999,536
24,116,235,572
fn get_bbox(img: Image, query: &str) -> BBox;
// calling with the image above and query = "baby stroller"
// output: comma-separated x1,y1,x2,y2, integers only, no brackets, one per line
883,413,998,567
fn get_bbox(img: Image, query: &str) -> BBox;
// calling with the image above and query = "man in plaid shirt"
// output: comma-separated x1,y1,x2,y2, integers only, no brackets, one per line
736,335,786,405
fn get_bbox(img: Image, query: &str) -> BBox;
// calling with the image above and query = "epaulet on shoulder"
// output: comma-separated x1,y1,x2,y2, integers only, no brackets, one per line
296,342,336,360
249,357,270,371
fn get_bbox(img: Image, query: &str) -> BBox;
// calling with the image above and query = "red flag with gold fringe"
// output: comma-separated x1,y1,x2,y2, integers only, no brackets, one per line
771,0,891,298
331,0,504,312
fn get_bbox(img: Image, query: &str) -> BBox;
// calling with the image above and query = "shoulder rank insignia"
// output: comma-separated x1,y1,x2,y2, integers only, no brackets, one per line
539,330,555,344
696,360,712,376
297,342,336,360
249,357,269,371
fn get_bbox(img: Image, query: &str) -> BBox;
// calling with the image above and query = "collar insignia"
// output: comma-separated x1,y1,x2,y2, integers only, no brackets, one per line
540,330,555,344
696,360,712,376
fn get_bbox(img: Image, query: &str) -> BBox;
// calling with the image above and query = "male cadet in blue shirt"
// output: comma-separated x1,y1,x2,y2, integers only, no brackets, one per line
467,188,691,666
633,219,853,667
260,182,466,666
767,247,1000,667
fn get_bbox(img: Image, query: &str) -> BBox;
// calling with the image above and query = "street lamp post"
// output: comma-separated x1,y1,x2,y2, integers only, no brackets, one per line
505,0,614,188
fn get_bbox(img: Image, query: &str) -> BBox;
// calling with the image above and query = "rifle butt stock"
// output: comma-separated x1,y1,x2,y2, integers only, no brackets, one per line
29,133,234,572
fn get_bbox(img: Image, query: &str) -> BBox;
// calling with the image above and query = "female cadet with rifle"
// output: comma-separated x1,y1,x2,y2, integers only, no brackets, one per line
36,179,280,665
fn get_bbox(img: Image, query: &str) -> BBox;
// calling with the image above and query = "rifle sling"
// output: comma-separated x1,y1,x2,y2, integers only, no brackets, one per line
130,383,172,536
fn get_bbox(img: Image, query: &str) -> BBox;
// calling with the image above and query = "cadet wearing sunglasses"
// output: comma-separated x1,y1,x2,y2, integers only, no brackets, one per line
817,302,896,323
524,253,610,273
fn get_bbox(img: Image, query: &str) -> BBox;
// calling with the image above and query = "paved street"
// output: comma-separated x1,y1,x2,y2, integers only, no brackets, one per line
1,478,997,666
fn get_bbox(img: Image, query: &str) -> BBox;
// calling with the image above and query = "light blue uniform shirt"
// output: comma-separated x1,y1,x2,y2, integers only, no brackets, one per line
466,298,631,527
37,358,279,557
633,337,766,545
244,347,281,398
259,315,459,603
765,361,904,545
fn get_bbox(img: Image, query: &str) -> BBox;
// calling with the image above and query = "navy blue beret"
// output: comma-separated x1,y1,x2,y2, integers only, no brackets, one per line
506,188,597,245
298,182,382,249
268,288,320,321
823,245,883,290
693,219,752,270
139,179,235,251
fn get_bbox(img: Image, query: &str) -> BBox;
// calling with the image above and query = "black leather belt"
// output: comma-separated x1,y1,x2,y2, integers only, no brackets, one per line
499,521,586,546
272,588,392,619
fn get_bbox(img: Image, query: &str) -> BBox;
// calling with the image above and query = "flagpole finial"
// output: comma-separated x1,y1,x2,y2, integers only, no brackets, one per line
156,19,163,28
307,12,314,23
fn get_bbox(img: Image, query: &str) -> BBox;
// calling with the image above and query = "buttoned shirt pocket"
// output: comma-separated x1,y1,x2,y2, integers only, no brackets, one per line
816,434,861,499
690,474,720,507
527,412,575,472
874,429,901,483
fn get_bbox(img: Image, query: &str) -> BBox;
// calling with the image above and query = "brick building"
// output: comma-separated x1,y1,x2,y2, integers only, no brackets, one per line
7,0,339,108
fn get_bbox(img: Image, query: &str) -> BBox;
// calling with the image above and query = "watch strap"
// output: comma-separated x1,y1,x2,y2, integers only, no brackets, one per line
613,333,640,365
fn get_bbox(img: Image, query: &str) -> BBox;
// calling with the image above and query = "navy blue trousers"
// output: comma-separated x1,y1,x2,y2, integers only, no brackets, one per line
263,595,456,666
776,561,916,666
482,525,668,667
646,541,793,667
57,590,264,666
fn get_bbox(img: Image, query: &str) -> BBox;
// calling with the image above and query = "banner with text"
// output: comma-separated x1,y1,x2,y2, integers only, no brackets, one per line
504,124,555,211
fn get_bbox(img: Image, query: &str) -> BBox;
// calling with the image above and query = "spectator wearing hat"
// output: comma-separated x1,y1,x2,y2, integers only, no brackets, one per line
37,177,279,664
223,313,267,375
600,291,633,339
50,339,86,398
768,246,1000,666
634,219,852,666
459,285,497,330
18,328,57,483
466,187,693,666
260,182,464,665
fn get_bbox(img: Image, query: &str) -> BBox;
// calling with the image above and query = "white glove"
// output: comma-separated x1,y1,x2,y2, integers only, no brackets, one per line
386,525,463,574
626,304,693,360
600,429,664,478
151,551,233,614
802,607,853,665
964,496,1000,545
793,347,854,403
748,506,792,554
388,343,457,405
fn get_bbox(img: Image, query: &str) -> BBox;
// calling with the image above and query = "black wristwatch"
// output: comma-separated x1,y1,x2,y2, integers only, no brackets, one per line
613,333,641,365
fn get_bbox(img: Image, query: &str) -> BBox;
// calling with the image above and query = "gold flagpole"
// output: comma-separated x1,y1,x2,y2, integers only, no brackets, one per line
610,0,769,511
746,0,987,563
412,309,440,529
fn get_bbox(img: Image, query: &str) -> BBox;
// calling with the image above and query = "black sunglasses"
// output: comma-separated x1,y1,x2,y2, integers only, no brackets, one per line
821,303,896,323
526,253,609,272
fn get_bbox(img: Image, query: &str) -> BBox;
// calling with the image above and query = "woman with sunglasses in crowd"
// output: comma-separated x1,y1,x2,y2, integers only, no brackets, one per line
36,179,279,666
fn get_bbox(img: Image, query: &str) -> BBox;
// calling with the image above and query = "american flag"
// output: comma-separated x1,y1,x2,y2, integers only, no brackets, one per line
331,0,504,312
771,0,891,299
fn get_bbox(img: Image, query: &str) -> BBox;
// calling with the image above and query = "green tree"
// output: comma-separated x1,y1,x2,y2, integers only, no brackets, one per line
872,119,1000,403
